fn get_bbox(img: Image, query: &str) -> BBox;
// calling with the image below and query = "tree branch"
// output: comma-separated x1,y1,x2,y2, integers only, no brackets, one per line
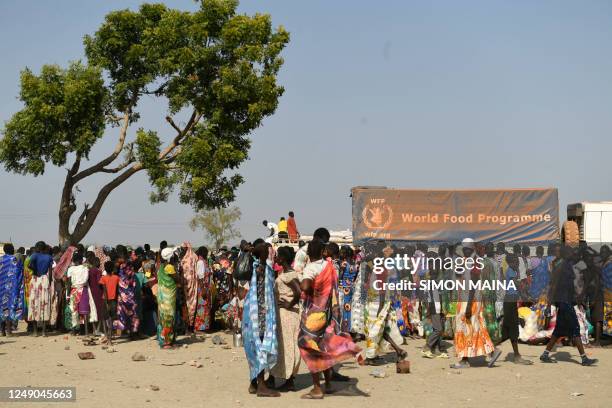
159,110,201,160
73,111,130,183
70,162,144,243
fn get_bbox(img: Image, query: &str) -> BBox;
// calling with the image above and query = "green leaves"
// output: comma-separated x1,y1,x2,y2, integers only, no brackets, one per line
0,62,107,175
2,0,289,220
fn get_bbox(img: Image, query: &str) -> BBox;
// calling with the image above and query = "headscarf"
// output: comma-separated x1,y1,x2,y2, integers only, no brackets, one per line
53,246,76,280
94,247,109,273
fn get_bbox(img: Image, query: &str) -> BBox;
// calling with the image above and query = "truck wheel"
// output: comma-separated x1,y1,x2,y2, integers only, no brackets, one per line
563,220,580,247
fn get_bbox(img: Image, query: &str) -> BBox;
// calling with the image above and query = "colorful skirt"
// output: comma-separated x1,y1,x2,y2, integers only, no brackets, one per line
28,275,51,322
453,301,495,359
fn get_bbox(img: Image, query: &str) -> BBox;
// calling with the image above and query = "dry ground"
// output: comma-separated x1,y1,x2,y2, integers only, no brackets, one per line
0,323,610,408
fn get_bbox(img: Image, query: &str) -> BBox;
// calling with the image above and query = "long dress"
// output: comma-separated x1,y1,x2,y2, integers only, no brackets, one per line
271,269,301,380
113,263,139,333
157,264,177,347
298,259,361,373
194,258,212,331
181,243,198,327
242,260,278,380
88,267,104,322
350,258,367,335
453,266,494,359
338,260,359,333
364,267,403,359
0,254,24,324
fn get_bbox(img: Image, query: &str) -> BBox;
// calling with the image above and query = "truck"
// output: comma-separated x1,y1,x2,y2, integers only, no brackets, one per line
565,202,612,248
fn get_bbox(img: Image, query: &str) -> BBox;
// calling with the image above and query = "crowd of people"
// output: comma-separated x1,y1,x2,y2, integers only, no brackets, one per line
0,228,610,399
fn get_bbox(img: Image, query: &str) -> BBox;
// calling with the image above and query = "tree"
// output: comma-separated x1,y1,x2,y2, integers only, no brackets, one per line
189,206,241,249
0,0,289,246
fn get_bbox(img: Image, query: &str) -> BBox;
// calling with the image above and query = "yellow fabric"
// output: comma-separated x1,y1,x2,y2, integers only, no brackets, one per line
165,264,176,275
278,219,288,232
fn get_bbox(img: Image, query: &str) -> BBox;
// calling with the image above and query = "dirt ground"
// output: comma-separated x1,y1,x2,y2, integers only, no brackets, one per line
0,323,609,408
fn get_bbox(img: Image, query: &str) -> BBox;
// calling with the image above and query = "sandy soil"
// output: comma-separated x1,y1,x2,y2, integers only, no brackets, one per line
0,323,609,408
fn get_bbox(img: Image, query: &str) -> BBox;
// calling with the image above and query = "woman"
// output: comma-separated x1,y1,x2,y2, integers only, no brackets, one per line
66,252,98,334
338,246,359,334
157,247,179,349
86,253,105,335
181,242,199,334
194,246,212,332
113,246,139,338
269,246,301,391
242,243,279,397
363,245,407,366
450,240,500,369
298,239,361,400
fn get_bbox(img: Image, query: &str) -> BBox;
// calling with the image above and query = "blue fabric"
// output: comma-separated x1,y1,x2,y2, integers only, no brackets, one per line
0,255,24,322
603,261,612,290
529,258,549,299
29,253,53,277
242,259,278,380
505,266,518,297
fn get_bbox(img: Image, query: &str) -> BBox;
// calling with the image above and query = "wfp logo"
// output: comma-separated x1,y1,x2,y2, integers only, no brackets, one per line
362,200,393,230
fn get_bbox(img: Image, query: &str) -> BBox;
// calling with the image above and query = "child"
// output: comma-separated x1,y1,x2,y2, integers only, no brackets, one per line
99,261,120,329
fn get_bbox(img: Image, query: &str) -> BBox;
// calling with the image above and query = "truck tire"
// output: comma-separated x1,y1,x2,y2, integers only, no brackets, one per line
563,220,580,247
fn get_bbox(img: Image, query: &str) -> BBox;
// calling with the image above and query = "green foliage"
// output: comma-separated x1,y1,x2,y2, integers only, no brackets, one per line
0,62,108,175
189,205,241,249
1,0,289,219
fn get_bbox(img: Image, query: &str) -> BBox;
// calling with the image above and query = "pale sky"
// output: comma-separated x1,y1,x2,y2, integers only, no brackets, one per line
1,0,612,247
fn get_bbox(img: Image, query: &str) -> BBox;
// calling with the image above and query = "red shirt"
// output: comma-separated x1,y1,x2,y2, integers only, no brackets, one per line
99,275,120,300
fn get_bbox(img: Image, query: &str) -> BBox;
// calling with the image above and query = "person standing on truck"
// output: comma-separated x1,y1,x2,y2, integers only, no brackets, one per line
287,211,300,243
262,220,278,244
539,246,598,366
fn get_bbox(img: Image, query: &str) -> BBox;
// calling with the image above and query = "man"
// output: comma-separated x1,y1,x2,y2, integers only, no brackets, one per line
262,220,278,244
287,211,299,243
498,254,533,364
540,246,597,366
277,217,288,242
0,244,24,336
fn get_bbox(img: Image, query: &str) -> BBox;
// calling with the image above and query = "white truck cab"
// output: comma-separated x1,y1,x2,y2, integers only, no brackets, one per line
565,202,612,248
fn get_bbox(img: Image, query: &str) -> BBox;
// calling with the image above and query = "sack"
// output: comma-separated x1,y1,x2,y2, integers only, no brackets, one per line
396,360,410,374
233,252,253,281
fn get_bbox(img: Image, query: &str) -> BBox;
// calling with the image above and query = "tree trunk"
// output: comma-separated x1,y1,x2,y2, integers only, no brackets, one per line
57,162,142,247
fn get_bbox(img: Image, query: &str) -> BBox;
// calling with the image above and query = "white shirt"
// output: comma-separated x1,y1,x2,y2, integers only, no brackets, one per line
301,259,325,282
294,244,309,273
266,222,278,236
67,264,89,287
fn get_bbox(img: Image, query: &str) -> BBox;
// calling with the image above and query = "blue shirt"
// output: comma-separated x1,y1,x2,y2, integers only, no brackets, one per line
29,253,53,277
505,266,518,299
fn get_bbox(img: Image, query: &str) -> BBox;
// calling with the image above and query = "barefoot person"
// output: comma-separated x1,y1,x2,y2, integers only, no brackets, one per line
298,239,361,400
0,243,24,336
269,246,301,391
242,243,279,397
450,238,501,369
157,247,179,349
